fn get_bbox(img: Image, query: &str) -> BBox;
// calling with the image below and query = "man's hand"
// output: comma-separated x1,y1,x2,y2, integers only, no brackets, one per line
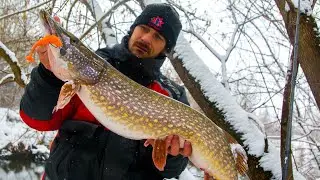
145,135,192,157
36,45,51,70
35,16,61,71
145,136,214,179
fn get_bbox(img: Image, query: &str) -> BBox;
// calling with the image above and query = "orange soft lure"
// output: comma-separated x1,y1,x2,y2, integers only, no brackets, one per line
26,35,63,62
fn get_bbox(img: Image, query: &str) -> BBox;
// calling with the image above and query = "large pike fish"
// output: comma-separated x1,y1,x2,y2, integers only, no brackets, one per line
27,10,248,180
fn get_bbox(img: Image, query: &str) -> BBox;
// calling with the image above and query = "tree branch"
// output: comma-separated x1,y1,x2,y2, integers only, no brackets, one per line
0,0,51,21
79,0,130,41
0,42,27,88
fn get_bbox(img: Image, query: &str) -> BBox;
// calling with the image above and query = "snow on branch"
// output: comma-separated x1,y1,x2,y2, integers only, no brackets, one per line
0,74,14,85
80,0,118,46
80,0,130,41
0,41,28,87
173,34,283,179
285,0,313,15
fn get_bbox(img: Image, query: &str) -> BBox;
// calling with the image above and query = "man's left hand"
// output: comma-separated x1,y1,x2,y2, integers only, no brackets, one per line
145,135,192,157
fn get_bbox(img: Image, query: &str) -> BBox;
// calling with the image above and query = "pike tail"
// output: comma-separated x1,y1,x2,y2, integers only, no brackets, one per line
224,131,249,178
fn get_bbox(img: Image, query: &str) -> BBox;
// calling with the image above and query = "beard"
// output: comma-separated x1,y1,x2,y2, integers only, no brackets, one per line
132,40,152,56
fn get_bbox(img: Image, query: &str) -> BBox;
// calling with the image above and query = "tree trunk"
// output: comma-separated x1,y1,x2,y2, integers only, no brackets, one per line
275,0,320,110
280,53,296,180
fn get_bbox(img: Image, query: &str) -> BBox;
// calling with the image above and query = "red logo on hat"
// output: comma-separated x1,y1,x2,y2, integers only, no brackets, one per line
149,16,164,30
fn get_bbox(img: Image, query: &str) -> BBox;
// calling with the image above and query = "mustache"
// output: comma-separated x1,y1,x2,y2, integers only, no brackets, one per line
133,40,151,54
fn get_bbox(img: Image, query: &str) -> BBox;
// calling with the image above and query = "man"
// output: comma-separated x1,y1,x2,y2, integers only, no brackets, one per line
20,3,192,180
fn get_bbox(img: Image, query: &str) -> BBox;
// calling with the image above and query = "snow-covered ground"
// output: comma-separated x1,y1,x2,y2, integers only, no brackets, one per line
0,160,44,180
0,108,55,179
0,108,54,156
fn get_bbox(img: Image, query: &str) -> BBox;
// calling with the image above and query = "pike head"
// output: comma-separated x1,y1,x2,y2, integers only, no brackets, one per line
39,10,105,84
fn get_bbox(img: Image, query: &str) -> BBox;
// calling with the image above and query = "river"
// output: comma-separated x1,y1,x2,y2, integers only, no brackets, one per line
0,159,44,180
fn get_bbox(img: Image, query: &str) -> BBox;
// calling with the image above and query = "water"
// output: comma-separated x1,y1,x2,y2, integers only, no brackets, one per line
0,160,44,180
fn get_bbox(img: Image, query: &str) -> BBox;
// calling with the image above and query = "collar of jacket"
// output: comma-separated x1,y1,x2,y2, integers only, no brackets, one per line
111,35,166,79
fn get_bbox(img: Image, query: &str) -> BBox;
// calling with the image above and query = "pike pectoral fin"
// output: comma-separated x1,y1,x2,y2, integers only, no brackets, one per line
53,81,79,112
152,139,167,171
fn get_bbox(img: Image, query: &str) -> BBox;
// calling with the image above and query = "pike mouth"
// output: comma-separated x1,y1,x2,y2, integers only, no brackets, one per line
39,10,55,35
39,10,73,50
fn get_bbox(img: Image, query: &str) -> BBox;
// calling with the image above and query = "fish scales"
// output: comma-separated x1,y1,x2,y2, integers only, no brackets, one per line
31,10,246,180
79,65,237,179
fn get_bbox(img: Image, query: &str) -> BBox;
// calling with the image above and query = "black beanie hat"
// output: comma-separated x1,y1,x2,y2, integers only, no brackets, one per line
129,3,182,52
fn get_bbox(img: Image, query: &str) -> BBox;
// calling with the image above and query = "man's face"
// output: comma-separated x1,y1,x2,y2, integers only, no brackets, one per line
128,25,166,59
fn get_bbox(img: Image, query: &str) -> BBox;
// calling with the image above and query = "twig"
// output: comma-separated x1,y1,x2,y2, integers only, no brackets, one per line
0,0,51,21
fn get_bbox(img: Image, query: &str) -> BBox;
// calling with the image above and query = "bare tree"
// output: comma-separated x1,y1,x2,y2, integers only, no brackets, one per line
0,0,319,179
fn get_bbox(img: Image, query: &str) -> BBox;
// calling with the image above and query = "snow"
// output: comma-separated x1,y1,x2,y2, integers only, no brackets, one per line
0,108,54,153
177,168,199,180
0,109,28,149
144,0,165,5
174,35,266,155
247,113,266,135
292,0,313,15
0,41,19,63
0,73,14,85
166,166,202,180
0,108,55,179
285,2,291,12
0,41,29,85
174,34,284,178
34,165,45,174
31,144,50,155
259,142,282,179
0,161,44,180
83,0,117,46
293,168,308,180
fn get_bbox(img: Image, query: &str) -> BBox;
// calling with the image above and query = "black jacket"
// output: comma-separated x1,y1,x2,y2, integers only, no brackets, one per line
20,36,189,180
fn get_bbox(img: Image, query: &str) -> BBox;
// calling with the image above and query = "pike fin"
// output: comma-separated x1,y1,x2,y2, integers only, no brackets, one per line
224,131,248,176
53,81,79,112
204,172,215,180
152,139,167,171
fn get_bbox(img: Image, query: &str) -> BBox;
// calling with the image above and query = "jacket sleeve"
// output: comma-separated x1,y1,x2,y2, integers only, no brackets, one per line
177,86,190,106
19,63,70,131
159,154,188,178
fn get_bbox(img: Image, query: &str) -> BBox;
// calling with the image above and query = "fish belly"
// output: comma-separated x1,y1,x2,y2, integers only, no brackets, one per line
77,85,150,140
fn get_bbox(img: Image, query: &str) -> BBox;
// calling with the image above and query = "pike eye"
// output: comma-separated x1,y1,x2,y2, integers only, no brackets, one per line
70,38,79,44
60,48,67,56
